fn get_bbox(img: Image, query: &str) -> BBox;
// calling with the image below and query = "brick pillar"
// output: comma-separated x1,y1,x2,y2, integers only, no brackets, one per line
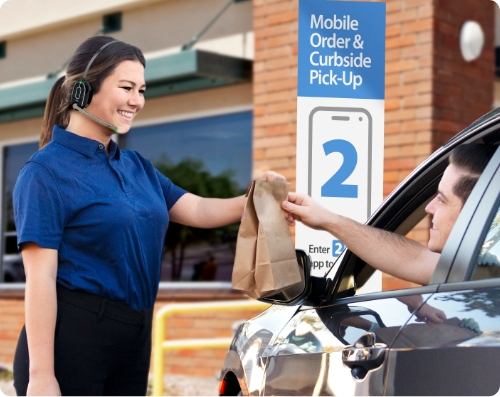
432,0,495,149
252,0,494,291
383,0,436,290
253,0,298,190
383,0,494,290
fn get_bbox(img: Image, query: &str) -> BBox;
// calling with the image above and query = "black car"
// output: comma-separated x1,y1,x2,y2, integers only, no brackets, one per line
219,108,500,396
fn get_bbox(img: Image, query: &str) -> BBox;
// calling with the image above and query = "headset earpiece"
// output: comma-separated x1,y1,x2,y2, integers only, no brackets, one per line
69,40,120,132
70,40,118,109
71,79,93,109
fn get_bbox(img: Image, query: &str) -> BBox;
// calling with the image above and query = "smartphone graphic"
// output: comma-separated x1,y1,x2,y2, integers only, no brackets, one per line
308,107,373,221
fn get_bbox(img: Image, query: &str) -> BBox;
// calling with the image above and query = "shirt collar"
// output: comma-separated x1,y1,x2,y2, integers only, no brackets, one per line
51,125,120,159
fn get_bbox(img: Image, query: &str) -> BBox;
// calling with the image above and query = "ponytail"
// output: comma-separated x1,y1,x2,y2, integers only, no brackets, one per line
40,76,70,149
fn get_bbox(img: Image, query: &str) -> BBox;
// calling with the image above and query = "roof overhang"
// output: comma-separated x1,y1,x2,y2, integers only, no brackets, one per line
0,49,252,124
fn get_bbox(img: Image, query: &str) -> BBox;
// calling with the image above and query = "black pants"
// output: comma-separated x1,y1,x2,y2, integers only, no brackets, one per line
13,285,153,396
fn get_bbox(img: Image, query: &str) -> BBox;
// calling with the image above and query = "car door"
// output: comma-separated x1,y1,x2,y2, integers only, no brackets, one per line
261,286,439,396
383,146,500,396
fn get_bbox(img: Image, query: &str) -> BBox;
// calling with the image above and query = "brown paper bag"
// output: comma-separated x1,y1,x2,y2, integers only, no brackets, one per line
232,179,302,299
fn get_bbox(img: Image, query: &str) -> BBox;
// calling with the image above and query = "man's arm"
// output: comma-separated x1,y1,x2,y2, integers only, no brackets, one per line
282,192,439,285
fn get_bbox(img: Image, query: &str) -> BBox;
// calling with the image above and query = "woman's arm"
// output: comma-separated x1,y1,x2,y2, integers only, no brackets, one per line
169,171,286,228
22,243,61,396
169,194,246,228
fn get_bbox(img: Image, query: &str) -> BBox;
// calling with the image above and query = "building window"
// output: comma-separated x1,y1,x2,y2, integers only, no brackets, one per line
0,42,6,59
122,110,252,282
102,12,122,34
2,142,38,282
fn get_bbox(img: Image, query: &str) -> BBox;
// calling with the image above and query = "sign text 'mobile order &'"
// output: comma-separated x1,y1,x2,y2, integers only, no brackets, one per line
298,2,385,99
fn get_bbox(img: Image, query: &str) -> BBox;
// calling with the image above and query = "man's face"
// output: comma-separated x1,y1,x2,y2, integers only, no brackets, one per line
425,164,465,253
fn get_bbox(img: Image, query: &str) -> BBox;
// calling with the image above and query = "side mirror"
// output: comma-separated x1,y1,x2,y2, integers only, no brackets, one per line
259,249,339,306
258,249,311,305
334,309,386,345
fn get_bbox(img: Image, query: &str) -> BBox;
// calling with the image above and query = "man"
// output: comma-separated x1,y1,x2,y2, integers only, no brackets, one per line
282,144,498,286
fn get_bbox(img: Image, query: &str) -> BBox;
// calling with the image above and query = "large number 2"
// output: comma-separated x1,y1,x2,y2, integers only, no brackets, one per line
321,139,358,198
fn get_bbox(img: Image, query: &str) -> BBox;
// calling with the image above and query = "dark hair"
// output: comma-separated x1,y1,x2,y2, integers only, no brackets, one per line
449,144,498,205
40,36,146,148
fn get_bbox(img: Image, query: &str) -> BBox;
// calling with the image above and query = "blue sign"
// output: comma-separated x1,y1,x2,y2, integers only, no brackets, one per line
332,239,345,258
298,0,386,100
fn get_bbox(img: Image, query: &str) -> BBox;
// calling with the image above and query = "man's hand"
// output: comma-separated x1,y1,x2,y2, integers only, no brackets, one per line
281,192,334,230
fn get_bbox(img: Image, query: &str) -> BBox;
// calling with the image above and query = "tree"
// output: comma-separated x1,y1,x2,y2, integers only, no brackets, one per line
154,157,245,280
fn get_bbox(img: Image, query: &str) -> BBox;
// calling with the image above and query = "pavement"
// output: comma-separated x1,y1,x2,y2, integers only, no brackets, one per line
161,374,219,396
0,375,219,396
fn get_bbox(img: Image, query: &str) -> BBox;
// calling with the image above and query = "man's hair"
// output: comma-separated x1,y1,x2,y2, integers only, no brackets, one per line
449,144,498,205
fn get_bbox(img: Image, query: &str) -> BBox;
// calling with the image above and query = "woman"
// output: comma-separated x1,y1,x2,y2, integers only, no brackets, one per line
13,35,281,396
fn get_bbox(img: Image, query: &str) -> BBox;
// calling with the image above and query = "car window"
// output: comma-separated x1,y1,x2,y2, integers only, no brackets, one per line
472,205,500,280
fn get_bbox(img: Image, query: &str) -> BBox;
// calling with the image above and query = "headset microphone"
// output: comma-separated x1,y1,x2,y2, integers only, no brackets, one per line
70,40,119,132
72,103,118,132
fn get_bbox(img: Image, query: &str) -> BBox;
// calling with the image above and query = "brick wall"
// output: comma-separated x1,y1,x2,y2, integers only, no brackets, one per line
383,0,435,289
160,305,264,378
0,299,24,364
253,0,299,189
432,0,495,149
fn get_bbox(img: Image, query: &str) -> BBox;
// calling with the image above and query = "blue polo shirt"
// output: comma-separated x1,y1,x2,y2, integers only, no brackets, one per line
14,126,186,310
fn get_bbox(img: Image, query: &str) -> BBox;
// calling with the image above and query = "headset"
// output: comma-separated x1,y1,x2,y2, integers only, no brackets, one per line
70,40,119,132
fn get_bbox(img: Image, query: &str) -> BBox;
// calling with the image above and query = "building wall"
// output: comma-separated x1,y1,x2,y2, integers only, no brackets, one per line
432,0,495,148
0,0,252,84
0,0,162,39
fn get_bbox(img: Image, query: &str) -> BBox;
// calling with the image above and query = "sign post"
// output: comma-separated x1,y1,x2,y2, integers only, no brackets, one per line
296,0,386,291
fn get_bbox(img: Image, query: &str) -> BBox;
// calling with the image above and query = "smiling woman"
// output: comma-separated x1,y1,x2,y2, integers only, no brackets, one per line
11,36,282,397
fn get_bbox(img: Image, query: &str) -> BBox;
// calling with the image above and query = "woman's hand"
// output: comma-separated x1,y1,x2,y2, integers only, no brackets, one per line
262,170,286,182
27,374,61,396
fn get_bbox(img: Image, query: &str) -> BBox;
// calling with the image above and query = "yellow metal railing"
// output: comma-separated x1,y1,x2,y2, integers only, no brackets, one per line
152,300,270,396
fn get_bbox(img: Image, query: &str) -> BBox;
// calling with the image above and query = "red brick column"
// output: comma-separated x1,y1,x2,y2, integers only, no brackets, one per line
383,0,435,289
253,0,299,190
383,0,494,289
432,0,495,148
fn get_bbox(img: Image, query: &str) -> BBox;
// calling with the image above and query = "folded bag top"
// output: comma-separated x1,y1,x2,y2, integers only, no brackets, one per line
232,179,302,299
